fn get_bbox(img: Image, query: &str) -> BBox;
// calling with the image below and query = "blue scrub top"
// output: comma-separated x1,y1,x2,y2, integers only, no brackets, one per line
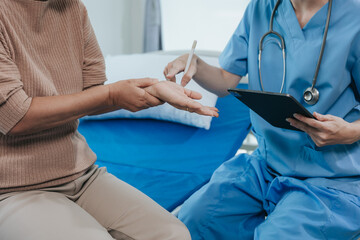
220,0,360,196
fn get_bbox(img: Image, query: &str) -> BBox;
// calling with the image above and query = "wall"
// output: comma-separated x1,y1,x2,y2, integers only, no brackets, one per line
82,0,251,55
82,0,146,56
161,0,250,52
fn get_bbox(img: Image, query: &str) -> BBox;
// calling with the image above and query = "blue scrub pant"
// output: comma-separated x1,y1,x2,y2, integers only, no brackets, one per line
178,151,360,240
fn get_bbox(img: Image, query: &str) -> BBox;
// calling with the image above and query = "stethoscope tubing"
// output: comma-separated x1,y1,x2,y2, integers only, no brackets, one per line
311,0,332,89
258,0,333,105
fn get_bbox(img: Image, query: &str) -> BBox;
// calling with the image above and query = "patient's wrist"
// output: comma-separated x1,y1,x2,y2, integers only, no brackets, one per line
103,84,110,107
144,84,158,98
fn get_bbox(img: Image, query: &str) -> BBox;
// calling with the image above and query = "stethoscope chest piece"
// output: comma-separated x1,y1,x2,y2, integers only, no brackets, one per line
303,87,319,105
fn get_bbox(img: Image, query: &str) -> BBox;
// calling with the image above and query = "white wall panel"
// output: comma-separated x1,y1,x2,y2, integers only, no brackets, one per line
161,0,251,52
82,0,146,56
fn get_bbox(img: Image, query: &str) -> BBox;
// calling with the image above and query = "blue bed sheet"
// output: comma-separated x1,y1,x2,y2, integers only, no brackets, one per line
78,84,251,211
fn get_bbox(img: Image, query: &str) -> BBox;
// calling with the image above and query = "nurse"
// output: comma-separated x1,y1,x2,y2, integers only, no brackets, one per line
0,0,219,239
164,0,360,239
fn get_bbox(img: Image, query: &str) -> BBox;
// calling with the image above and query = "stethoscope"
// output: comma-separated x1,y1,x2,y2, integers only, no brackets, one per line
258,0,333,105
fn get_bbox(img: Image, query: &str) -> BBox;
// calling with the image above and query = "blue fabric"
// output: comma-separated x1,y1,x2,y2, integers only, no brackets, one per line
78,85,251,211
219,0,360,195
178,152,360,240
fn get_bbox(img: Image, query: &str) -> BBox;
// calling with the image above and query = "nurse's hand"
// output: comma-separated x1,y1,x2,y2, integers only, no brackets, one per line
164,54,198,87
286,112,360,147
145,81,219,117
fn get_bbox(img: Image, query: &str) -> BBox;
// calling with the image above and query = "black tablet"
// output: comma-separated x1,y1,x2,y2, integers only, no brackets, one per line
228,88,315,131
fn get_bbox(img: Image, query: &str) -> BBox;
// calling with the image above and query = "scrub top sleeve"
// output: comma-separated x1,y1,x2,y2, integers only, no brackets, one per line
219,1,254,77
352,58,360,98
81,3,107,90
0,26,31,135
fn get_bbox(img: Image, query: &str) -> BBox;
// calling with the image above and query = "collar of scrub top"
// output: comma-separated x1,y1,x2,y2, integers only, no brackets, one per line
258,0,333,105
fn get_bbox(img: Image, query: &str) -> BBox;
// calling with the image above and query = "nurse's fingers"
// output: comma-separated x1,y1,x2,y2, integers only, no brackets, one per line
287,117,327,146
286,117,316,133
313,112,338,121
181,58,197,87
164,58,186,82
293,114,325,130
163,64,177,82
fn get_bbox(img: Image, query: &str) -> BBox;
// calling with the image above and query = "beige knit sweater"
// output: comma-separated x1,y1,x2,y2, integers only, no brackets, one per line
0,0,107,193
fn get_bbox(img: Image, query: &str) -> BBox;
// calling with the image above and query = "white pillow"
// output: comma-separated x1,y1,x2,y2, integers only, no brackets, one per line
83,54,219,130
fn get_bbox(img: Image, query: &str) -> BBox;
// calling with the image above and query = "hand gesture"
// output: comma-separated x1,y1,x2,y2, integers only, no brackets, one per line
107,78,163,112
164,54,198,87
146,81,219,117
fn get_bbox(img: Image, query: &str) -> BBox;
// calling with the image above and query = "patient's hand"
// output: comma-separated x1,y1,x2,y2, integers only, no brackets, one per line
107,78,163,112
145,81,219,117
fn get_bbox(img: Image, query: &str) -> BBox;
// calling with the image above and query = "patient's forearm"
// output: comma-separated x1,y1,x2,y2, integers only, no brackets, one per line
9,85,111,136
9,78,162,136
193,57,242,97
89,106,121,116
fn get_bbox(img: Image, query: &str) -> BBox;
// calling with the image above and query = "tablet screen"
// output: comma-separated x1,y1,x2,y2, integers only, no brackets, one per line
228,88,314,131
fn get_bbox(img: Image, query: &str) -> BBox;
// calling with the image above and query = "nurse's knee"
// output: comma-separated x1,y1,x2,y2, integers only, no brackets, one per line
254,224,268,240
178,190,214,229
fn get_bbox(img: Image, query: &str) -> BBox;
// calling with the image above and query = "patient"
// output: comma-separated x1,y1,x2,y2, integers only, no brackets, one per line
0,0,218,239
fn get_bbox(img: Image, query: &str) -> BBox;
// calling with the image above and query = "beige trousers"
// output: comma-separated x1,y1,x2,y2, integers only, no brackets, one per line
0,166,191,240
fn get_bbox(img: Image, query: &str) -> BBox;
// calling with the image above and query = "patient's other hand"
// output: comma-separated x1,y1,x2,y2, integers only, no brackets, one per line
107,78,163,112
145,81,219,117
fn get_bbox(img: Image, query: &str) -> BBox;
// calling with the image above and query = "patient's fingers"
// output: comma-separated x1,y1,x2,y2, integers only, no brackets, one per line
143,91,163,107
186,100,203,110
134,78,159,88
189,106,219,117
195,107,219,117
170,102,219,117
184,88,202,100
170,99,219,117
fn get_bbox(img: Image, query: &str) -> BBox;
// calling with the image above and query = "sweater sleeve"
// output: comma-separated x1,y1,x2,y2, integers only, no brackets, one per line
81,4,107,90
0,27,31,135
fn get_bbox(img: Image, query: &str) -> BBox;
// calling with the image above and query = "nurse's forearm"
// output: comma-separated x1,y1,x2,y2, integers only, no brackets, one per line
193,57,242,97
351,119,360,143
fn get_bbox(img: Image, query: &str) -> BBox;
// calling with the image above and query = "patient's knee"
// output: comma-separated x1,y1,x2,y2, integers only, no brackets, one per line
168,220,191,240
108,218,191,240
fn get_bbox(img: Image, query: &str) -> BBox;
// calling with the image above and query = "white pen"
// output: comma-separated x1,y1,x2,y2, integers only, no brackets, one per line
184,40,197,77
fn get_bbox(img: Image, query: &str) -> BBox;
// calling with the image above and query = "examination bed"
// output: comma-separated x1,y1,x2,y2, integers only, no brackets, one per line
78,54,251,212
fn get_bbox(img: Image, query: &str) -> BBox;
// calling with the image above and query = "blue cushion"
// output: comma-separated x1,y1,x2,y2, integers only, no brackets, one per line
78,83,250,211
